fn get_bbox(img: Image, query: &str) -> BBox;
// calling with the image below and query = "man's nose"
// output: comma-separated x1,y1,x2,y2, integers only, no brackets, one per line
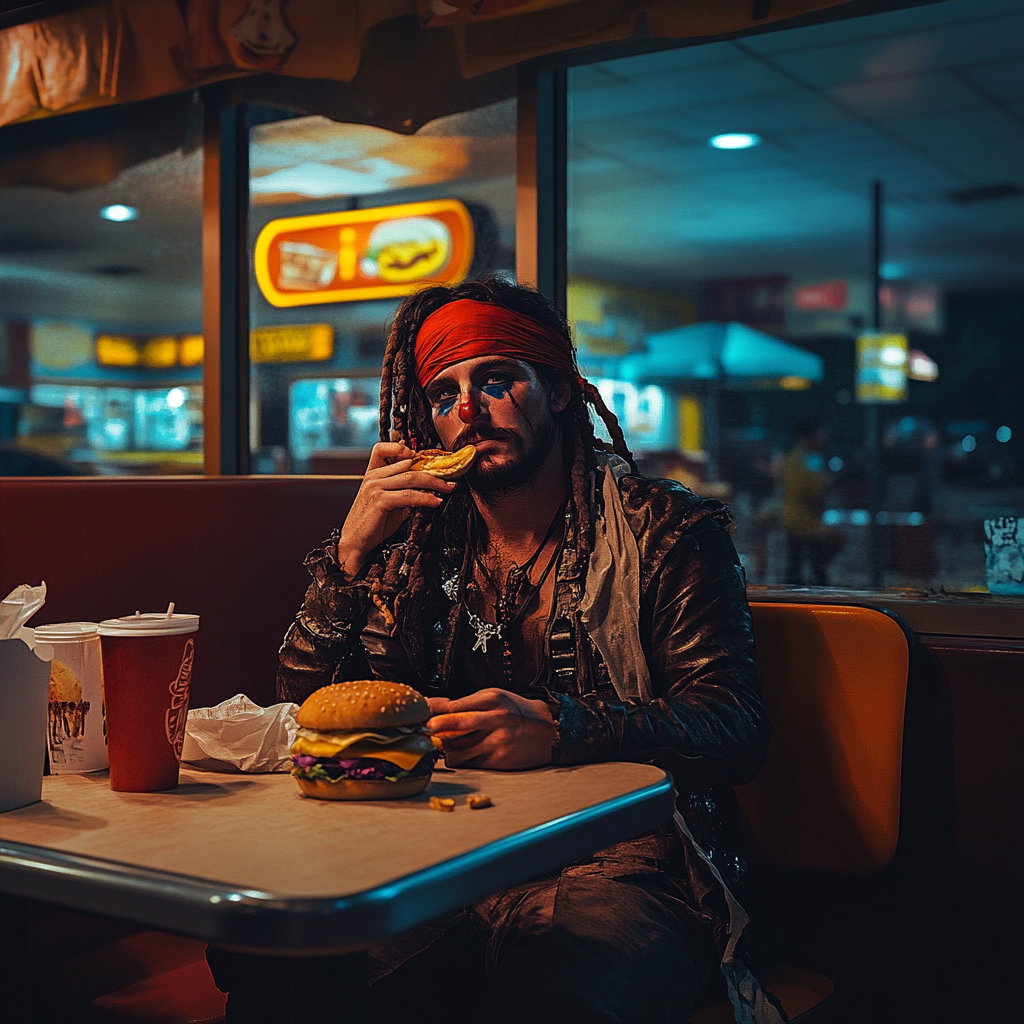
458,388,481,424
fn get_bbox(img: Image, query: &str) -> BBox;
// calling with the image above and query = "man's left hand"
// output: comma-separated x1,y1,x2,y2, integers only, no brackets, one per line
427,689,557,770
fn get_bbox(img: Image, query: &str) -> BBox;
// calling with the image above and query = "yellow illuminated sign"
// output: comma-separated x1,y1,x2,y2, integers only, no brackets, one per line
96,334,205,369
96,334,139,367
250,324,334,364
253,200,474,307
179,335,205,367
856,332,908,403
141,336,178,369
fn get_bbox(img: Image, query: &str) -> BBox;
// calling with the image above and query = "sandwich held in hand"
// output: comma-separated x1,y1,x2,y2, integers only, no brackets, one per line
290,680,436,800
410,444,476,480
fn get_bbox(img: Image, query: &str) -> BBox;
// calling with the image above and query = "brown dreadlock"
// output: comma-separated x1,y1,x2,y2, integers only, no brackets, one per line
369,276,635,646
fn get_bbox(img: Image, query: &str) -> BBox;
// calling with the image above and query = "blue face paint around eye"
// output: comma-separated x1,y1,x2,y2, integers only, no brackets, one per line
482,382,512,399
437,397,456,416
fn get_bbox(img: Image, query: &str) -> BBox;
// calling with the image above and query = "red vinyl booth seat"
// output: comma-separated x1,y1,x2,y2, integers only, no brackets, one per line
0,476,361,709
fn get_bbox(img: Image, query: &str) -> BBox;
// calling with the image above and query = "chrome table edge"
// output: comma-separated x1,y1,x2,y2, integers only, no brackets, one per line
0,772,675,954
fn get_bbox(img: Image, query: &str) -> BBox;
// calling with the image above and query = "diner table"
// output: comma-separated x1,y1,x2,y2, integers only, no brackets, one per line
0,761,675,1022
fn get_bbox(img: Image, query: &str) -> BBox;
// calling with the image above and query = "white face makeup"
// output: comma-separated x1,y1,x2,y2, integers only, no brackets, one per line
425,356,567,494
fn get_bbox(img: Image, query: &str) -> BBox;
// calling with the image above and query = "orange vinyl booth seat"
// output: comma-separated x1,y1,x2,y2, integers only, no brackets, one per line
742,603,910,875
692,598,909,1024
685,602,912,1024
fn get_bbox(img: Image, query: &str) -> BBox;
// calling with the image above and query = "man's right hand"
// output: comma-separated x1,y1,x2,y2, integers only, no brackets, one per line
335,441,457,579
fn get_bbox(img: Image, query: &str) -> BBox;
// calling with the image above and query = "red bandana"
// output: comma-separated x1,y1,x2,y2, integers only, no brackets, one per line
414,299,575,387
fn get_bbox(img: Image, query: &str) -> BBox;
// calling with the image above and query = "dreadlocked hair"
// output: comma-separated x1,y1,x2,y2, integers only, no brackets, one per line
370,276,635,644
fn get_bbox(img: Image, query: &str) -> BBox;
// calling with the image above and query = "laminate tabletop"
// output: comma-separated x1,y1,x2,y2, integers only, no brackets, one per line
0,763,674,954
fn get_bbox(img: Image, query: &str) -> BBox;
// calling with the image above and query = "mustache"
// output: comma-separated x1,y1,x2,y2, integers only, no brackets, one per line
451,425,522,450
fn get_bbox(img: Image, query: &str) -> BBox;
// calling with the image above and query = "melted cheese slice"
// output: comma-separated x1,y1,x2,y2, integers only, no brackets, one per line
290,729,434,770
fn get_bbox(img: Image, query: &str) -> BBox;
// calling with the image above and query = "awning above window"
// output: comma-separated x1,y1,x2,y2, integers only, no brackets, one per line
1,0,847,130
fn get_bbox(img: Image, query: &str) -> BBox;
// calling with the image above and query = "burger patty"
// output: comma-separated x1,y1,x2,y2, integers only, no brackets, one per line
291,752,436,782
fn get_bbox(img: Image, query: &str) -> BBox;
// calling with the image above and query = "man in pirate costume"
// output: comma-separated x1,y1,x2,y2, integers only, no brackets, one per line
273,278,779,1024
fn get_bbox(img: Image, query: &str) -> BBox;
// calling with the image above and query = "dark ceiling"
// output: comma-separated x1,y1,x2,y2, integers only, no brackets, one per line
568,0,1024,291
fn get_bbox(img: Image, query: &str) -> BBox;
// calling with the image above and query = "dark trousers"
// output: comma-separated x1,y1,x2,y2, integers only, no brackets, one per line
367,868,715,1024
208,831,716,1024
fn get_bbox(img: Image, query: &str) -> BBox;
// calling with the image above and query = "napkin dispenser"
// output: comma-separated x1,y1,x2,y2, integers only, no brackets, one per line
0,627,53,812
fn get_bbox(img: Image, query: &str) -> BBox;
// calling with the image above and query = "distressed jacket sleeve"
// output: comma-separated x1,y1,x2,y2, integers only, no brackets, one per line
276,531,374,705
550,522,771,788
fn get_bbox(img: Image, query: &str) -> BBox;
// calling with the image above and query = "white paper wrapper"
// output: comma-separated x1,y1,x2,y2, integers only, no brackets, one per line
182,694,298,773
1,582,47,640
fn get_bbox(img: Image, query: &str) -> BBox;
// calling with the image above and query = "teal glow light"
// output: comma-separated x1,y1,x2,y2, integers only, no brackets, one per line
100,204,137,222
709,133,761,150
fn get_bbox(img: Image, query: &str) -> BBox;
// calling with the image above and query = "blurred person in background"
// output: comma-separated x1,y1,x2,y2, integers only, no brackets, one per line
783,416,842,585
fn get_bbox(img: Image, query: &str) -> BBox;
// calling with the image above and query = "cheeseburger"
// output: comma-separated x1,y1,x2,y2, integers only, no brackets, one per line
290,681,436,800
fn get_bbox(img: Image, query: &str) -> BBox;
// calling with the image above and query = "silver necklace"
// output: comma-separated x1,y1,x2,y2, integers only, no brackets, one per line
464,501,567,663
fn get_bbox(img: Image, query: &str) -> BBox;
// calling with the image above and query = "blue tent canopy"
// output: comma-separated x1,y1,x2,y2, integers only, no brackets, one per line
618,321,824,383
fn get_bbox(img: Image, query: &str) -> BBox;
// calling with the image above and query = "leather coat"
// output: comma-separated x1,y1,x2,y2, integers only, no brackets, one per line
277,470,771,950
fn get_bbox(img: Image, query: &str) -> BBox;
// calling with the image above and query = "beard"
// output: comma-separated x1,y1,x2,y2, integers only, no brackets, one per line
453,418,559,497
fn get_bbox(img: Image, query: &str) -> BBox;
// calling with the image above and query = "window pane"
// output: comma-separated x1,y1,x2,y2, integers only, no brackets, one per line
0,142,203,476
248,100,516,475
567,0,1024,592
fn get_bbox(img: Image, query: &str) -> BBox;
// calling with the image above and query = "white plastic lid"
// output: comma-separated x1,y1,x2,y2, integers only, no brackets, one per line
97,613,200,637
33,621,100,642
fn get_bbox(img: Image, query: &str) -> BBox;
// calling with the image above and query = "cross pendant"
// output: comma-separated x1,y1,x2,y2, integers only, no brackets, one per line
469,613,502,654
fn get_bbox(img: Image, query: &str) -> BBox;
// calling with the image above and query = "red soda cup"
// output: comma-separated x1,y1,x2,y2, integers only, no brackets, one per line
98,612,199,792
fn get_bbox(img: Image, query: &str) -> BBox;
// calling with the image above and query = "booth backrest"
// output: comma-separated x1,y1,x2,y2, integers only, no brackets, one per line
742,602,911,874
0,477,361,709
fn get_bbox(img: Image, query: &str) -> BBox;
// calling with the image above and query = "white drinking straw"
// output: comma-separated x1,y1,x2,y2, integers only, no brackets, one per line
165,602,175,618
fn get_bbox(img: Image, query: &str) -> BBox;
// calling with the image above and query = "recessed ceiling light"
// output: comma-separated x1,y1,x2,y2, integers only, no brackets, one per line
100,204,137,222
709,133,761,150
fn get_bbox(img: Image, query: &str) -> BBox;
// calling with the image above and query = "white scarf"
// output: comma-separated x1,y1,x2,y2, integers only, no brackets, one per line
580,457,785,1024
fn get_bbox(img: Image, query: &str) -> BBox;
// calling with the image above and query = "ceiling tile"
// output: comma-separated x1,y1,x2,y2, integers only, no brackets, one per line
569,60,795,124
627,88,845,140
827,70,988,121
763,15,1024,89
884,106,1024,176
959,57,1024,105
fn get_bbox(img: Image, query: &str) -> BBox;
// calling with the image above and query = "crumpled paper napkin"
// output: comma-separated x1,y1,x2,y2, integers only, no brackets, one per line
182,694,299,773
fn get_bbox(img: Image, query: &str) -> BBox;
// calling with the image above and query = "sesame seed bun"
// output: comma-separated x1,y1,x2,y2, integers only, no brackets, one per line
296,680,429,732
295,775,430,801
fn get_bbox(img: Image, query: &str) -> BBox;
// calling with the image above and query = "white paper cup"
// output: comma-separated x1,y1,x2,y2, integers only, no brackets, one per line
34,622,108,775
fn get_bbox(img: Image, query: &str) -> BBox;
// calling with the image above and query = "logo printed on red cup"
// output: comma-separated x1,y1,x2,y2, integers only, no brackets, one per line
165,637,194,758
